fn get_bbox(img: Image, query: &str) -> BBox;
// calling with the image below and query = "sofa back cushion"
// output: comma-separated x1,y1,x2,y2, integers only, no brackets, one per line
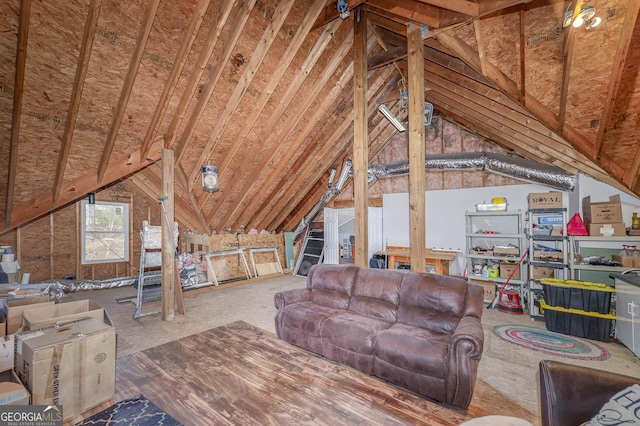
307,264,358,309
398,273,469,334
348,268,403,323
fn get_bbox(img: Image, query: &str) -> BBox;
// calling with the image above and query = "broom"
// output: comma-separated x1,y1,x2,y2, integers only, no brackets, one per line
487,248,529,309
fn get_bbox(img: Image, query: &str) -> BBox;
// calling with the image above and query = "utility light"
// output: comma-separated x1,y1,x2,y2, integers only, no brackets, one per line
378,104,406,132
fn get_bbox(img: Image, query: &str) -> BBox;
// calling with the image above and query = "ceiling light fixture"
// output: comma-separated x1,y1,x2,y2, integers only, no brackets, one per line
564,6,599,29
336,0,350,19
378,104,406,132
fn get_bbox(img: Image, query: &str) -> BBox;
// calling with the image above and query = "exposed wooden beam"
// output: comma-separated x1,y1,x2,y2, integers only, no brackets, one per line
6,0,31,228
598,1,640,181
97,0,161,183
367,0,469,28
187,0,297,191
200,7,341,225
518,8,525,99
4,142,162,234
558,1,583,140
53,0,103,204
265,63,393,234
414,0,478,16
168,0,246,159
213,26,357,231
160,149,176,320
368,45,407,69
407,22,426,272
140,0,210,160
435,30,521,100
473,19,487,75
353,7,369,268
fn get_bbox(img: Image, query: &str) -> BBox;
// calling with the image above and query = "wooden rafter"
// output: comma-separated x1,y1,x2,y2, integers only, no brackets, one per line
97,0,161,184
597,0,640,179
210,27,358,230
558,1,583,140
52,0,103,204
6,0,31,228
263,67,393,232
139,0,210,160
199,8,341,222
3,143,162,234
311,0,368,31
168,0,246,159
186,0,296,191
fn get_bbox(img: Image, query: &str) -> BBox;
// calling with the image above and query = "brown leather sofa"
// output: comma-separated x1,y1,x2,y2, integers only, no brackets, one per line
539,360,639,426
274,264,484,409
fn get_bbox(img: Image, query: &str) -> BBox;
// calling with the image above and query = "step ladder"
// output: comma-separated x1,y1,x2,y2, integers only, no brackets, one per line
133,220,178,318
294,228,324,277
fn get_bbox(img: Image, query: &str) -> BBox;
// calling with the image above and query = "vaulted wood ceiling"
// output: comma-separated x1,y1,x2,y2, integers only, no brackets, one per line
1,0,638,235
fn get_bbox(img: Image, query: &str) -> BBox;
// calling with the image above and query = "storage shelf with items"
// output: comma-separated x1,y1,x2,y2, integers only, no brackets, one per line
465,211,527,303
526,197,569,320
569,236,640,285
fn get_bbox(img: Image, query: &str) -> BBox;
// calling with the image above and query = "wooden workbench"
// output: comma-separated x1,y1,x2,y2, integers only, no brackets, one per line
375,246,457,275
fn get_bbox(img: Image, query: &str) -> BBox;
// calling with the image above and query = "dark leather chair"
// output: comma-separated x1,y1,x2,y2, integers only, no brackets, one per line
539,360,639,426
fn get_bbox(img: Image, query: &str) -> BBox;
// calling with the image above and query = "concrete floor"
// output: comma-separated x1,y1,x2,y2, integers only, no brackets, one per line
62,273,640,426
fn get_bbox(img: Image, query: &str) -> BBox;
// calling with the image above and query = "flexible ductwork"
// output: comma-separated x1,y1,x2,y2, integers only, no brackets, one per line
292,152,575,235
368,152,576,191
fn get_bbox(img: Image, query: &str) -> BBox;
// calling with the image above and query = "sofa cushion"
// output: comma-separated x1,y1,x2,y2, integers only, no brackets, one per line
281,301,346,337
374,323,449,378
398,272,468,334
322,312,393,354
348,268,403,322
308,264,358,309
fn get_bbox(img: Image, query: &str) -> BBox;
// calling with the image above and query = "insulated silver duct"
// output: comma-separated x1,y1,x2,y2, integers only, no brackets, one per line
292,159,352,237
292,152,575,235
367,152,575,191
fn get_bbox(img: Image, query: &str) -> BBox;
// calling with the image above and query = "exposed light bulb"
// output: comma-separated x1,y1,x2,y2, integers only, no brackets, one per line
572,16,584,28
586,16,601,29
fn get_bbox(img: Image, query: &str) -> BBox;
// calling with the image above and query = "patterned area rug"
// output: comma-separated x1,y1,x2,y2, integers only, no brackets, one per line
493,325,610,361
75,395,182,425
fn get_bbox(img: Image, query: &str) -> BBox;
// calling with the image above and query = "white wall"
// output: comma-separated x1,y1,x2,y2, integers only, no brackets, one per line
382,177,640,275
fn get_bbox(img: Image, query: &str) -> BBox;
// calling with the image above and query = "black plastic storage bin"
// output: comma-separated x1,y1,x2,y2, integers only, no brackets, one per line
540,279,614,314
540,300,613,342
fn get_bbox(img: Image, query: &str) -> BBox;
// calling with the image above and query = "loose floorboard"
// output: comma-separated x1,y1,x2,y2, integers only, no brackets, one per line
72,321,477,426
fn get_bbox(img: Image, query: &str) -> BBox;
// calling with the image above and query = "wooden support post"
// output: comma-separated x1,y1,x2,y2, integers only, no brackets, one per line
407,23,426,273
161,148,176,320
353,7,369,268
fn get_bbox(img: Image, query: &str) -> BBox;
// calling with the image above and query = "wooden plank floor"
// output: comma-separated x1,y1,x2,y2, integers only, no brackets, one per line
72,321,478,425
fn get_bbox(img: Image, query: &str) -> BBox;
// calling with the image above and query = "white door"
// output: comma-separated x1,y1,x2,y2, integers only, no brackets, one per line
368,207,383,261
323,208,339,264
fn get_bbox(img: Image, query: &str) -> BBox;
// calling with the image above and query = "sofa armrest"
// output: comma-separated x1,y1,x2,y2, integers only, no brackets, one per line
445,315,484,409
274,288,310,309
450,316,484,359
539,360,639,426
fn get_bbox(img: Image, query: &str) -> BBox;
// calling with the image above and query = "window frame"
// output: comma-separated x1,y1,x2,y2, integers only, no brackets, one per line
81,200,130,265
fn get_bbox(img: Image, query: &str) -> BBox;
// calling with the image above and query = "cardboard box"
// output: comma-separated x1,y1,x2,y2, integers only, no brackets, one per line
533,250,564,262
611,255,640,268
493,246,520,257
22,299,110,331
15,318,116,421
0,369,30,405
499,263,521,280
533,266,555,280
588,223,626,237
529,192,563,209
582,195,623,224
6,298,54,335
470,279,496,303
0,335,13,373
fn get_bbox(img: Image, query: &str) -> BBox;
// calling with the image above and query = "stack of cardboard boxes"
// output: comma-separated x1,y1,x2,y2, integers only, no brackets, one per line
0,297,115,421
582,194,626,237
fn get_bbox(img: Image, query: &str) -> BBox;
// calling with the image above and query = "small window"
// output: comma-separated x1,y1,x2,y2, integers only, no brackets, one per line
81,200,130,264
